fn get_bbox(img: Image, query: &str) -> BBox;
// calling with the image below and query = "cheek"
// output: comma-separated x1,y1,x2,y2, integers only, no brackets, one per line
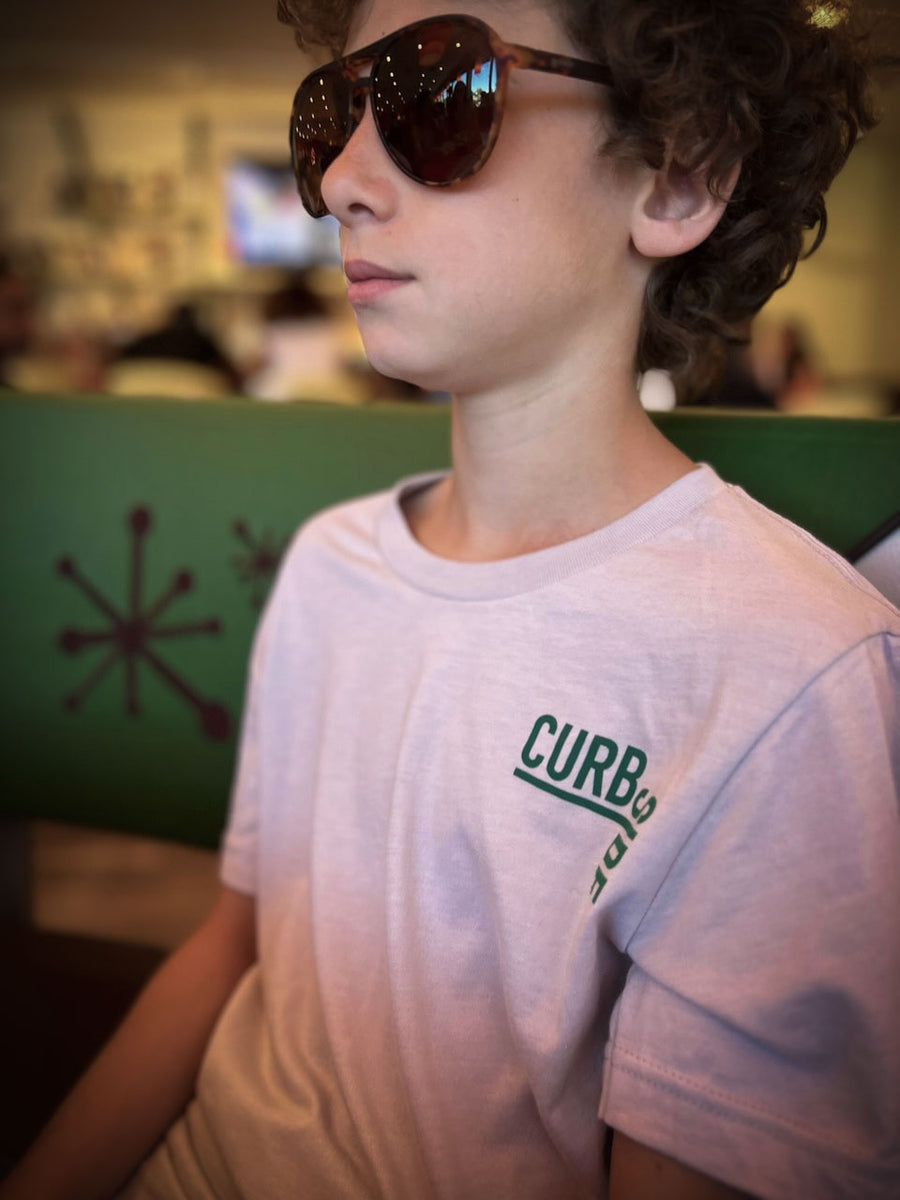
478,133,631,277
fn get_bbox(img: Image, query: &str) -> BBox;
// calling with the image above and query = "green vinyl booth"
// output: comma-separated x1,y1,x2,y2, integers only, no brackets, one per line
1,391,898,849
0,391,897,1164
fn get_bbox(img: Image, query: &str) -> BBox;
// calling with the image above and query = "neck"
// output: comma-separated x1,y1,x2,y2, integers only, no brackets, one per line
405,365,693,562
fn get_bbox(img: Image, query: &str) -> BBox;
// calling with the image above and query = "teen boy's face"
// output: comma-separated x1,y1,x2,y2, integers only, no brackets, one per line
321,0,653,397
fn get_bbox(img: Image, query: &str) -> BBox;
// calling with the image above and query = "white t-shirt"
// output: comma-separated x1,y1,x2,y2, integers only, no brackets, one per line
126,465,900,1200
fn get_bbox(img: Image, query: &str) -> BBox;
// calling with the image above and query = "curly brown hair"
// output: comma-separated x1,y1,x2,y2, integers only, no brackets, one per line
276,0,882,396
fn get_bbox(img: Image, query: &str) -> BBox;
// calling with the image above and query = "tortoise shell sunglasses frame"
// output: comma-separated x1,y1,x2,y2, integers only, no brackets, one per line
289,12,614,216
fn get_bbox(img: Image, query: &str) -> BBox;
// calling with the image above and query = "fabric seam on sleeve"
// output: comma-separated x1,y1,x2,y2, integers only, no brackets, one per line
608,1045,874,1163
623,629,899,955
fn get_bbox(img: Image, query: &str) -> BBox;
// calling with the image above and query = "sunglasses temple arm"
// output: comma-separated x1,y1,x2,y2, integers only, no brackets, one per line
507,44,613,87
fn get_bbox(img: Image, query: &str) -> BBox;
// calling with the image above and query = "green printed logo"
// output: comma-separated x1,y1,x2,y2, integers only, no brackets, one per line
513,713,660,904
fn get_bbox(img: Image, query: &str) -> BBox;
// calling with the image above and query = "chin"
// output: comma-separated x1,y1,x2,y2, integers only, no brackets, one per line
360,337,452,396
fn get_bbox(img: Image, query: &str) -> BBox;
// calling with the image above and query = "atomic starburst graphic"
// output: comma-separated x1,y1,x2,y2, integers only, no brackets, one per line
57,506,231,740
231,518,288,609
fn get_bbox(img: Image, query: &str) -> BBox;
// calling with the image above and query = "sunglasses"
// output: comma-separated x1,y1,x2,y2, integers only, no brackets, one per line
289,12,613,218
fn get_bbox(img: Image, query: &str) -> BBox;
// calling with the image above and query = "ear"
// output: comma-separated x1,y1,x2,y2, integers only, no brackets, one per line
631,158,741,260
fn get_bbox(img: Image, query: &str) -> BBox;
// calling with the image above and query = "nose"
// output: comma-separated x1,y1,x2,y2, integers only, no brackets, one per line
320,81,401,225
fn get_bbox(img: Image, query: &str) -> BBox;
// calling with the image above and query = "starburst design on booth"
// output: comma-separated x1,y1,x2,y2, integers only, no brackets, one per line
231,519,288,609
56,506,231,740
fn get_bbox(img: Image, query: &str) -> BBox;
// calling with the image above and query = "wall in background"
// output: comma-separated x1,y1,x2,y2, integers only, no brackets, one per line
0,82,314,336
1,0,898,391
762,90,900,387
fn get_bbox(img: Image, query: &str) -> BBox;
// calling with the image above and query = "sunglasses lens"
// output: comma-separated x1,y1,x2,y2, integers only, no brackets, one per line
373,19,499,184
292,67,354,216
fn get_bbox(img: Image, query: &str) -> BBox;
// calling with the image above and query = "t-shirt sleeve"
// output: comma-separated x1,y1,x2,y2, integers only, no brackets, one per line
600,632,900,1200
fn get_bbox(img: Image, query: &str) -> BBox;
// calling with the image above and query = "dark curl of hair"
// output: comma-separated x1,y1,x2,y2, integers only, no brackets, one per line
276,0,881,396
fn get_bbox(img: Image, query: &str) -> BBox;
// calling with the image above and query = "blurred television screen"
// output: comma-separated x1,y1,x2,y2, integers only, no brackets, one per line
226,159,340,266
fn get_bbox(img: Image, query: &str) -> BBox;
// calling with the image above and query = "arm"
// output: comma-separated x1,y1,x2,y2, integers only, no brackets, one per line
0,884,256,1200
610,1131,755,1200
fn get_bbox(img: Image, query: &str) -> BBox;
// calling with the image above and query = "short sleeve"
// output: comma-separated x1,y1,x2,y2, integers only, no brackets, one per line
600,632,900,1200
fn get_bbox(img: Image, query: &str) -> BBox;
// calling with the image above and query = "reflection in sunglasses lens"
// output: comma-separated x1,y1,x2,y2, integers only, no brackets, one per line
293,18,506,215
295,68,353,214
374,24,498,183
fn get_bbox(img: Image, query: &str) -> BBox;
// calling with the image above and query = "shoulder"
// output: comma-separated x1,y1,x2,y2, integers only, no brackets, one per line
241,484,399,685
662,470,898,654
588,468,900,747
272,483,397,595
295,485,392,552
257,473,442,635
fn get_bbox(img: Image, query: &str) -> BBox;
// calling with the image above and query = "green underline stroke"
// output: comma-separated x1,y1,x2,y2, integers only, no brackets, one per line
513,769,636,839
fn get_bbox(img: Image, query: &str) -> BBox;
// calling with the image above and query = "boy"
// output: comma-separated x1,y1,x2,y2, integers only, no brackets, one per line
4,1,897,1197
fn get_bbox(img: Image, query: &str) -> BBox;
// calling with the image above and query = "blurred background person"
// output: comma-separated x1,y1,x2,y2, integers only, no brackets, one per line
0,252,38,388
105,301,242,399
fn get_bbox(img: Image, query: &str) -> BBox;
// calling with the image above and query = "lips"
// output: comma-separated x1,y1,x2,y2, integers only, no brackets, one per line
344,259,411,283
344,259,414,305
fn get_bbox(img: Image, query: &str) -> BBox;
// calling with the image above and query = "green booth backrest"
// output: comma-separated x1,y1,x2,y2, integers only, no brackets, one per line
1,393,897,848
